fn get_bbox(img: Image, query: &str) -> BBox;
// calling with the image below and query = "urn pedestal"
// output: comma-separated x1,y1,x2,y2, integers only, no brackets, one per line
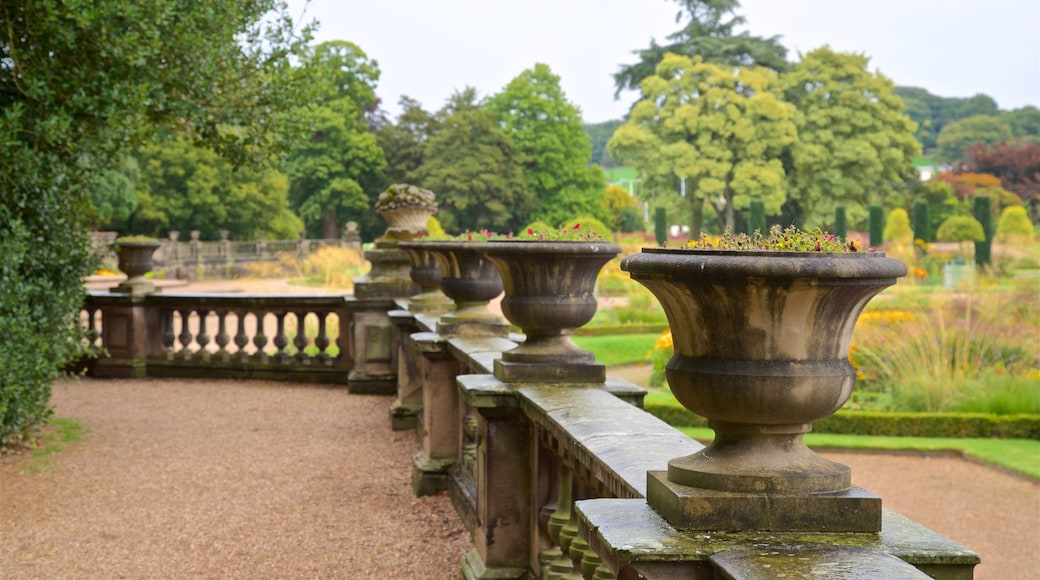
622,248,907,532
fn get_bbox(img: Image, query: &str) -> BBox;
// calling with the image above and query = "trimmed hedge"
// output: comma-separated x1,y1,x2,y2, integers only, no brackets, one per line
643,394,1040,440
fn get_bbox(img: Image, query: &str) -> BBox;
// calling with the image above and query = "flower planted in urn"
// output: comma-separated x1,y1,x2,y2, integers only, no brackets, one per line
622,225,906,532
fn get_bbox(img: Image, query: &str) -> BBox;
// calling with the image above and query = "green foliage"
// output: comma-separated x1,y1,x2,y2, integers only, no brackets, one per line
782,48,920,228
119,134,303,239
610,54,796,233
562,217,611,238
894,87,1004,153
416,89,532,233
613,0,788,98
996,206,1035,241
91,156,140,228
912,200,931,243
618,207,645,233
937,115,1012,163
883,208,913,245
571,334,658,367
287,42,386,240
486,64,607,226
602,184,640,232
654,207,668,246
0,0,315,448
973,195,992,266
585,120,623,168
869,205,885,247
748,200,766,235
936,215,986,243
833,206,847,239
1000,106,1040,139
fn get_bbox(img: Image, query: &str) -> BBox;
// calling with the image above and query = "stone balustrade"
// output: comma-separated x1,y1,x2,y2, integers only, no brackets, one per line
78,233,980,579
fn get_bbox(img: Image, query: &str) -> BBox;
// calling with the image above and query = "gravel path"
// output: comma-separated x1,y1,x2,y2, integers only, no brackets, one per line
2,377,1037,579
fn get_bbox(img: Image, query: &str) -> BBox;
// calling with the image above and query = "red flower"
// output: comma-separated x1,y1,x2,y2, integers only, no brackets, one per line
527,228,534,235
572,223,581,230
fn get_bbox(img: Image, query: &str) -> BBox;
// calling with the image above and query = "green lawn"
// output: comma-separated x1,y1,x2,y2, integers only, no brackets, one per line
677,427,1040,480
573,333,656,366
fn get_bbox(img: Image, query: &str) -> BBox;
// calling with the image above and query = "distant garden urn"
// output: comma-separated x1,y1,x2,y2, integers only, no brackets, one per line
404,241,506,337
112,239,162,295
622,244,906,531
355,184,437,299
481,241,621,383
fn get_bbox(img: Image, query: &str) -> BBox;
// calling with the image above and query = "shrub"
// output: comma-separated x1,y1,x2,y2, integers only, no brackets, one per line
1,181,95,448
995,206,1035,242
562,216,611,238
883,208,913,245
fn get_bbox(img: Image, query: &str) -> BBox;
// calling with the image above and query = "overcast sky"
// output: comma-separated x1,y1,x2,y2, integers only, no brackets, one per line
286,0,1040,123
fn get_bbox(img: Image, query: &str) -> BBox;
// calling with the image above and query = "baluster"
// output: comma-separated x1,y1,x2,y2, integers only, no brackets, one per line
543,467,582,579
214,310,230,362
161,309,176,360
234,311,250,362
314,311,331,365
273,312,291,364
195,309,211,361
294,311,309,364
593,564,616,580
84,307,100,351
253,311,269,364
177,309,194,359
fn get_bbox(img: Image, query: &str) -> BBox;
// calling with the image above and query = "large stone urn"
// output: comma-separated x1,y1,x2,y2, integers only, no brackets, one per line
406,241,506,337
480,241,621,383
622,248,906,532
112,240,162,295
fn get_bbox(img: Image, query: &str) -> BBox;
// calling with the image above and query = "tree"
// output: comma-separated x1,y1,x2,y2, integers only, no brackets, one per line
613,0,788,98
120,134,303,240
781,47,920,229
937,115,1012,163
0,1,315,446
91,156,141,228
883,208,913,245
609,54,796,234
586,120,624,168
995,206,1035,242
486,64,608,226
415,89,531,233
376,97,439,186
894,86,944,152
286,41,386,240
1000,106,1040,139
287,98,386,239
964,140,1040,217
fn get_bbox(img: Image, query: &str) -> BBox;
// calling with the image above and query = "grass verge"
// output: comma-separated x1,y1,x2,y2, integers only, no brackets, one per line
573,333,656,366
677,426,1040,480
16,417,88,476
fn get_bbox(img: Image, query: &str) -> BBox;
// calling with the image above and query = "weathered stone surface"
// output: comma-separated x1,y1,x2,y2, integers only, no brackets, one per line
648,471,881,533
577,499,979,580
711,546,930,579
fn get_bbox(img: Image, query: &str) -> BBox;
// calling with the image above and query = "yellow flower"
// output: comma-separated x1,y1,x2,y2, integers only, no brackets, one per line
654,330,673,350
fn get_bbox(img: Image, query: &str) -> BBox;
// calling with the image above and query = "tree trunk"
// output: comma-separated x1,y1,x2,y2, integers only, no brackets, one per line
321,209,339,240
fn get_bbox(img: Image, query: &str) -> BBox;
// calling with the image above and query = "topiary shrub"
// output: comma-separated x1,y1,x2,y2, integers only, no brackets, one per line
869,205,884,248
912,200,931,243
996,206,1035,242
748,199,766,235
654,207,667,246
563,216,612,238
833,206,847,239
883,208,913,245
973,195,992,266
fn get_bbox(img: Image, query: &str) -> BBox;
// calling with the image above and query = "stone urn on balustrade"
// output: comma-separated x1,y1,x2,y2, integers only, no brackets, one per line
399,243,452,316
404,240,506,338
622,234,906,533
480,239,621,383
354,184,438,299
112,237,162,295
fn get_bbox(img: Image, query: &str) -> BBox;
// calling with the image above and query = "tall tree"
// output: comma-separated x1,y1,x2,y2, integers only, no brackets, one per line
1000,106,1040,140
937,115,1012,163
286,41,386,239
0,1,315,446
415,89,531,233
376,97,439,186
486,63,607,226
586,120,624,168
609,54,796,234
781,47,920,229
613,0,788,99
